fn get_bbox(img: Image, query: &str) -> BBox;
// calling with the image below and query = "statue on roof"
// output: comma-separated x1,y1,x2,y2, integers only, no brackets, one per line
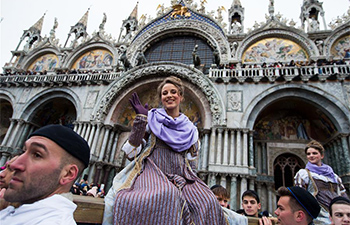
118,45,132,71
136,48,148,66
50,18,58,40
157,4,165,16
99,13,107,32
231,20,242,34
309,17,320,32
234,0,241,6
198,0,207,13
192,45,201,67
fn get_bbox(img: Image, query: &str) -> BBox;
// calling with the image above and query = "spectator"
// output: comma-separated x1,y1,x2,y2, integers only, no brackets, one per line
210,184,230,209
328,196,350,225
240,190,262,217
0,124,90,225
274,186,320,225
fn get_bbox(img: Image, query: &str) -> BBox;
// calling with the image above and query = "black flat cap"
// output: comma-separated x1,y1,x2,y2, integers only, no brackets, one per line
287,186,321,219
329,196,350,211
29,125,90,168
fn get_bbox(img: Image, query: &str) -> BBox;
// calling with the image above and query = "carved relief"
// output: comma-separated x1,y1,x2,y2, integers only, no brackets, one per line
227,91,242,112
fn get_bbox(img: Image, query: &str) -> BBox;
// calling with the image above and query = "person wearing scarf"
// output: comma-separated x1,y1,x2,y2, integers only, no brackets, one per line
103,76,228,225
294,140,349,224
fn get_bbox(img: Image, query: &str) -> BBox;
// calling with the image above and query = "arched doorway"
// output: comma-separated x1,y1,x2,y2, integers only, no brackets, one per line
30,97,76,128
0,99,13,143
274,153,305,190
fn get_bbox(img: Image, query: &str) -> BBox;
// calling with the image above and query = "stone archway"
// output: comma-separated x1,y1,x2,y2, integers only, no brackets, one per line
94,62,226,127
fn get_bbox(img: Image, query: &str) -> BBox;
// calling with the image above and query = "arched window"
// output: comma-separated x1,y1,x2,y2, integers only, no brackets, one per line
145,35,214,72
274,153,304,190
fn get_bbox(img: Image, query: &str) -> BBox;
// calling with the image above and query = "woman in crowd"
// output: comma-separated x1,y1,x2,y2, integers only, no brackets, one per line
104,76,227,225
294,140,349,224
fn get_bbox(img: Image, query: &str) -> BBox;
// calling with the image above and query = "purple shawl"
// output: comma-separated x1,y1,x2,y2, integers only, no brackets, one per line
148,108,198,152
306,162,338,183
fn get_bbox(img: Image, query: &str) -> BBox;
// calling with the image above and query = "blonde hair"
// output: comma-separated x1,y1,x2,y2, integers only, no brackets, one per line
157,76,184,102
305,140,324,156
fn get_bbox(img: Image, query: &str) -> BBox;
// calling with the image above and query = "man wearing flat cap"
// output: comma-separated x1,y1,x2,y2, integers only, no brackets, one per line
0,124,90,225
273,186,321,225
328,196,350,225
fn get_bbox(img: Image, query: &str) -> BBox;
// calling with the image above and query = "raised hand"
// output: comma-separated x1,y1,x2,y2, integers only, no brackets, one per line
129,92,148,116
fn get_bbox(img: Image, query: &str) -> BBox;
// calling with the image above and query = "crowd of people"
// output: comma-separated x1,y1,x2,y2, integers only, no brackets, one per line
0,75,349,225
70,179,105,198
0,68,114,76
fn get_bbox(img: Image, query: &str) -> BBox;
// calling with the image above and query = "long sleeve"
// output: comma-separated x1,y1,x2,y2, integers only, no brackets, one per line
294,169,309,189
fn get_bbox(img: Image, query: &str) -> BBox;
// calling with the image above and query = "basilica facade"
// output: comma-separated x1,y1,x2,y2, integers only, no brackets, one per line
1,0,350,212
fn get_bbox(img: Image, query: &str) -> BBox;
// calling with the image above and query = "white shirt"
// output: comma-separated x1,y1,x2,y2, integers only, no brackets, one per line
0,194,77,225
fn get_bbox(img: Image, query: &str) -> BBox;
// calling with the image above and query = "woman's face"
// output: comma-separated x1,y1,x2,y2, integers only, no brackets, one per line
161,83,183,114
306,147,324,166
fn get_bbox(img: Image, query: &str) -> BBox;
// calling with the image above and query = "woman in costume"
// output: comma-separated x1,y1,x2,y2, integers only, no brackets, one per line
103,76,227,225
294,140,349,224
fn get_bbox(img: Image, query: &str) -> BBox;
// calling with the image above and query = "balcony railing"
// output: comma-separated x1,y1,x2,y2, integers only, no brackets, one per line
1,64,349,87
0,71,122,87
209,64,350,83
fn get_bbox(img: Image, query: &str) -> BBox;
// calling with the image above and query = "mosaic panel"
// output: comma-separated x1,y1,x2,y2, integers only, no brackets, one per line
29,53,59,72
242,38,308,63
72,49,113,70
331,35,350,58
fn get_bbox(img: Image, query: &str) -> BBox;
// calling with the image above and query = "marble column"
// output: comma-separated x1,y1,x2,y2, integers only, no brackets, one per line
209,173,217,188
336,138,344,175
267,185,274,214
98,125,112,161
223,129,229,165
240,177,247,206
262,143,267,174
0,153,10,167
8,119,22,148
201,130,210,170
91,123,103,155
209,128,216,165
16,121,32,148
104,130,116,163
340,134,350,174
332,140,340,174
242,130,248,167
230,175,237,210
109,131,120,164
1,119,16,146
80,123,88,139
216,128,223,165
93,162,104,184
229,130,236,165
249,131,254,168
249,178,255,190
220,174,227,187
236,130,242,166
87,123,96,148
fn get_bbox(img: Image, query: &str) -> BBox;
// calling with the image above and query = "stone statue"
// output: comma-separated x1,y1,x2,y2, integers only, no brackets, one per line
213,46,220,66
309,17,319,32
136,49,148,66
118,46,132,71
99,13,107,32
231,21,241,34
192,45,201,67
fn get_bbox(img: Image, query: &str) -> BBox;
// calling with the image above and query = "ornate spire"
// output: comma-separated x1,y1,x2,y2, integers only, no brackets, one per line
30,13,45,34
77,8,89,27
128,2,138,20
